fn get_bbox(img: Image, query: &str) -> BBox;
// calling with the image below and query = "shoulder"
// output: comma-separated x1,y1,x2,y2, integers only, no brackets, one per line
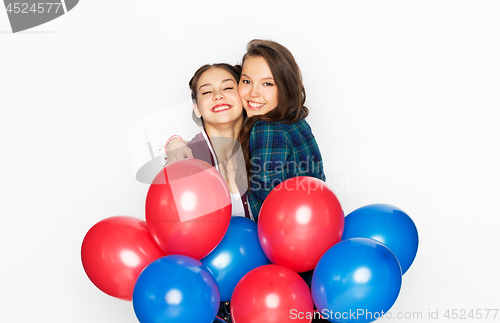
283,119,316,145
282,118,311,131
186,131,215,165
186,132,206,151
187,132,205,145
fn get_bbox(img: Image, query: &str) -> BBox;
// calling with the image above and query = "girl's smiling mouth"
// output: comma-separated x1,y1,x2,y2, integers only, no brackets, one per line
247,101,265,110
211,104,232,112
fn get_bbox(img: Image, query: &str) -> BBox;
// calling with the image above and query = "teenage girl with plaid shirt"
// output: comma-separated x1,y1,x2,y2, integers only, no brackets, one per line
236,39,326,220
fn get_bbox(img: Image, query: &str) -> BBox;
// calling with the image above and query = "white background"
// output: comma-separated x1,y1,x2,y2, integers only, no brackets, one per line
1,1,499,322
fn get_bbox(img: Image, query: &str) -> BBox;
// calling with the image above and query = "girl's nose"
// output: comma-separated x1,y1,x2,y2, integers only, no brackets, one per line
249,85,259,98
214,90,225,100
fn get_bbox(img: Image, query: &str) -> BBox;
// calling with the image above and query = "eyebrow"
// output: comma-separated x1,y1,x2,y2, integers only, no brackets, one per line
241,74,274,81
199,79,236,91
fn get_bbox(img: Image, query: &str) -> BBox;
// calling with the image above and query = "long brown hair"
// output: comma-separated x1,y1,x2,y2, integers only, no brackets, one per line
238,39,309,189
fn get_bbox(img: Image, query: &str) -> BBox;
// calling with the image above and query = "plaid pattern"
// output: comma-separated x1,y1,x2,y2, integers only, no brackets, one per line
247,118,326,220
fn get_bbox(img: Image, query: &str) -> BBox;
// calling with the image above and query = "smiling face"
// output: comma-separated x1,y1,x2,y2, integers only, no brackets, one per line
193,67,244,127
238,56,279,118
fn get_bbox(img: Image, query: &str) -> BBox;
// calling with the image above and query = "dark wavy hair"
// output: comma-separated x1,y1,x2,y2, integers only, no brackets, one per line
189,63,242,126
238,39,309,188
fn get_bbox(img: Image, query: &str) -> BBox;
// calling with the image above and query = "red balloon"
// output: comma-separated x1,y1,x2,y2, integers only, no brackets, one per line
258,176,344,272
231,264,314,323
146,159,232,259
81,216,166,301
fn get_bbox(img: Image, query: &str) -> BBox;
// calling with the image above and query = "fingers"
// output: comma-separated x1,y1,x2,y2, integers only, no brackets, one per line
184,147,194,159
166,151,192,164
165,144,194,164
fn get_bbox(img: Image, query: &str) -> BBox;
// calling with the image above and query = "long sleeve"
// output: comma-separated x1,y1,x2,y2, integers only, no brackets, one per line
247,119,326,220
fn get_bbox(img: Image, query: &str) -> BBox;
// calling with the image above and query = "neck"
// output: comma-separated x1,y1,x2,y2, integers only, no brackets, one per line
204,119,242,140
204,118,243,160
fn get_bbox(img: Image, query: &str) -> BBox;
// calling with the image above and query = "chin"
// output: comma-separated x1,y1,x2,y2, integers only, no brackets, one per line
245,110,258,118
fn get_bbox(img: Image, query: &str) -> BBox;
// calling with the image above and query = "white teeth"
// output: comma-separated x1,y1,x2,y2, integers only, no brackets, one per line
213,105,230,112
249,101,264,108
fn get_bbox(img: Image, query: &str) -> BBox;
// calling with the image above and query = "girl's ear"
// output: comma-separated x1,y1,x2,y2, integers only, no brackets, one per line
193,103,202,118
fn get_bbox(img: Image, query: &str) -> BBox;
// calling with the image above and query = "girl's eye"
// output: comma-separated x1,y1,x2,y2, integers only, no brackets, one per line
224,87,234,91
241,80,251,84
201,91,212,95
263,82,274,87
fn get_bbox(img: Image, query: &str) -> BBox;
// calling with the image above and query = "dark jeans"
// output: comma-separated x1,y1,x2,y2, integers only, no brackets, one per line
213,301,231,322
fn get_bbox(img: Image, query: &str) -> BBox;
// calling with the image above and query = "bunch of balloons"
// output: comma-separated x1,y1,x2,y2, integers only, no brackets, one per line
81,158,419,323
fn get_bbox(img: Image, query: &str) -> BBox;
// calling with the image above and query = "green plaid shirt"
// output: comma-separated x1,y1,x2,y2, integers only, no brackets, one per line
247,118,326,221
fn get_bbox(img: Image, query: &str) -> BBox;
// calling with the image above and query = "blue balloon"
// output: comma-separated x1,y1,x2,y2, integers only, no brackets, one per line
312,238,402,323
133,255,219,323
342,203,418,274
201,217,270,302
